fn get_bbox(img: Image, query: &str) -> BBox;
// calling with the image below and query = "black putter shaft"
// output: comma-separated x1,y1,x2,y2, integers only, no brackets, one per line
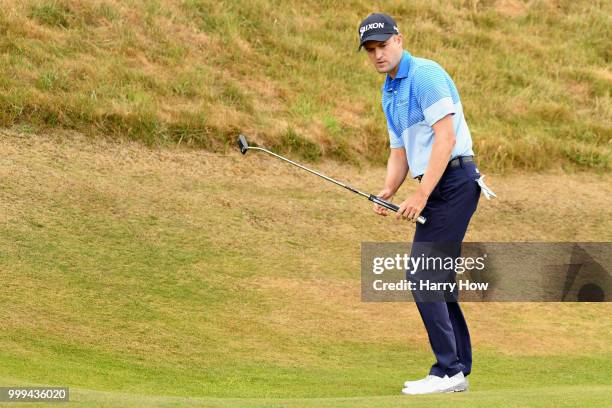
237,134,426,225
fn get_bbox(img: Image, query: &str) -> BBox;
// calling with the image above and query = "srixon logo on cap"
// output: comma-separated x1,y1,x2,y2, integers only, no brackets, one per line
360,22,384,38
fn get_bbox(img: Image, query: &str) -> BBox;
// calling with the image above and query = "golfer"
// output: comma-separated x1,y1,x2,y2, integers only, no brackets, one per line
359,13,483,395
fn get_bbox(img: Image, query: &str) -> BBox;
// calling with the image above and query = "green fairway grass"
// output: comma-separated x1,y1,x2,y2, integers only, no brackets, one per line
1,132,611,406
2,383,612,407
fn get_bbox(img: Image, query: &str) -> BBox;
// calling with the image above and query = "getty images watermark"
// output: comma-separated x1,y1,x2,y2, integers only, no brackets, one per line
372,251,488,291
361,242,612,302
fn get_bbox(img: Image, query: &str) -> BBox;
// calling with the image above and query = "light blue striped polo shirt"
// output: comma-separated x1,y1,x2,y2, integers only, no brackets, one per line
382,51,474,178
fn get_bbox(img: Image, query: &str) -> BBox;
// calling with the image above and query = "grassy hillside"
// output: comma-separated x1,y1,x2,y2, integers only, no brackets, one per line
1,130,611,407
0,0,610,171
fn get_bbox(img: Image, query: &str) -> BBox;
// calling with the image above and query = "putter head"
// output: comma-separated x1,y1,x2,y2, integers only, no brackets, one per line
237,134,249,155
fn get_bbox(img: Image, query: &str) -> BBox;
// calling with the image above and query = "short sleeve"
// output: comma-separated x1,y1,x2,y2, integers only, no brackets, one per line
387,116,403,148
413,65,457,126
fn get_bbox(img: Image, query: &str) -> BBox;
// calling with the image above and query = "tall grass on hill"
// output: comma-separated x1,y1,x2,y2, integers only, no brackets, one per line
0,0,609,171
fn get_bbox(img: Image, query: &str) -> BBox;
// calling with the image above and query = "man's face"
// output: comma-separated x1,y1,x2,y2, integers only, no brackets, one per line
363,34,403,75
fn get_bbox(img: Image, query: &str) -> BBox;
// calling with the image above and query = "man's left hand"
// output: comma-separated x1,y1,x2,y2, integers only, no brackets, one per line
397,190,428,222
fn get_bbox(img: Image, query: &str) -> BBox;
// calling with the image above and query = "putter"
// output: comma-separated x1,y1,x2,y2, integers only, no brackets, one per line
237,134,426,225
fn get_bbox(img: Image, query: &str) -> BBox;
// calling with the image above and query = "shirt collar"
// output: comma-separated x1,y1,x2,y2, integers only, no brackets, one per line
384,51,412,92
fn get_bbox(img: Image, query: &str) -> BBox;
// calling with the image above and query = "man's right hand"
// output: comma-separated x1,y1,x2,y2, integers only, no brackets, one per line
373,188,394,216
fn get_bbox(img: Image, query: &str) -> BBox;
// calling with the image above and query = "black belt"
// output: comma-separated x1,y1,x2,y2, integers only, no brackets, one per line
415,156,474,181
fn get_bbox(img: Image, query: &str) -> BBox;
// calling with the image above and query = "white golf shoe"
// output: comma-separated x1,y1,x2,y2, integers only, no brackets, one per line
401,371,468,395
403,374,438,389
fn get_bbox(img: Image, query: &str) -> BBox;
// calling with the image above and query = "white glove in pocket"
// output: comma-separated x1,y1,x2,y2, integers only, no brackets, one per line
476,175,497,200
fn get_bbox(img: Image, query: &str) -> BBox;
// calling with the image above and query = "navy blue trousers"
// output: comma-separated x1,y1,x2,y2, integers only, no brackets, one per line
409,158,481,378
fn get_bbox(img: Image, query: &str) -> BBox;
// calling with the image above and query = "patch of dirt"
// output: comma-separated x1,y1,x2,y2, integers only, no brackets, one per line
495,0,528,18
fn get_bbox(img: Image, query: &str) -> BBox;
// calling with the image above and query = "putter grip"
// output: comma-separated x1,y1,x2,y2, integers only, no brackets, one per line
369,195,427,225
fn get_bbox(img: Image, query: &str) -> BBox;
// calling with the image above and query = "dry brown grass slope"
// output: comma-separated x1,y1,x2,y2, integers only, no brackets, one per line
1,130,611,367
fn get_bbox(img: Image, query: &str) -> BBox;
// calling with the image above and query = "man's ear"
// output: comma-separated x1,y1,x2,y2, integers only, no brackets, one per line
395,34,403,46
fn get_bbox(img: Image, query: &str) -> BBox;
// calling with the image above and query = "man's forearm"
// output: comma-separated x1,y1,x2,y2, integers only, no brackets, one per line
384,150,409,194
